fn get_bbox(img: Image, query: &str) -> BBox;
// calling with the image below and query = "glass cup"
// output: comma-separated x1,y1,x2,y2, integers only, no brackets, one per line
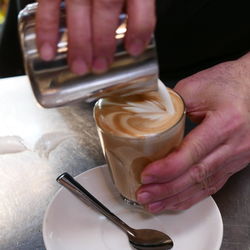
94,87,186,205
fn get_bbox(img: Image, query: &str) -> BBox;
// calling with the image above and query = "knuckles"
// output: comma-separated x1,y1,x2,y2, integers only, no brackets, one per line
190,163,210,184
188,138,209,164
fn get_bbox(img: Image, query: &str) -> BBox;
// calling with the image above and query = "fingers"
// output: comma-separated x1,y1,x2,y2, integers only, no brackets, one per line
137,142,233,205
164,159,248,211
137,152,249,213
125,0,156,56
36,0,155,73
147,177,228,213
66,0,92,75
92,0,124,73
141,113,226,185
36,0,61,60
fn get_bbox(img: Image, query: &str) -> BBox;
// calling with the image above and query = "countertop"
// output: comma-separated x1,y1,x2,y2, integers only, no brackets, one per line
0,76,249,250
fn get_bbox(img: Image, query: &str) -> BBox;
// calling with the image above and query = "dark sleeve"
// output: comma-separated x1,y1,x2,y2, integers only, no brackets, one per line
0,0,35,78
155,0,250,81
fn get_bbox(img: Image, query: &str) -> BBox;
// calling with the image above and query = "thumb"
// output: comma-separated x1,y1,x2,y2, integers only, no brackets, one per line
174,77,203,108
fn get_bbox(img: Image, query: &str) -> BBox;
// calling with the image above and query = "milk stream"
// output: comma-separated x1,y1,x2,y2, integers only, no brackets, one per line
157,80,175,114
120,80,175,116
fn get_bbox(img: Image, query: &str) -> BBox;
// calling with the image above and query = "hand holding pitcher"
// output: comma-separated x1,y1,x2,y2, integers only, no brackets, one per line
35,0,156,74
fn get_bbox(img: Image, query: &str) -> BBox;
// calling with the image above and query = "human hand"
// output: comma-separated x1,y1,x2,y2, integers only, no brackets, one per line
35,0,156,75
136,53,250,213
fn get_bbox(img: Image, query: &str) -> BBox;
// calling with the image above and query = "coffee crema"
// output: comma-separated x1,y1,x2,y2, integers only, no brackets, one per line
94,86,185,203
94,89,184,138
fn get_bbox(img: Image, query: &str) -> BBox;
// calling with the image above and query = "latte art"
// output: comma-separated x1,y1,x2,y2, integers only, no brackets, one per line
95,89,184,137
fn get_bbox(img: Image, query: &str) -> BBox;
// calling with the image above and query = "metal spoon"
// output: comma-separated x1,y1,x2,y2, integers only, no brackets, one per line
57,172,174,250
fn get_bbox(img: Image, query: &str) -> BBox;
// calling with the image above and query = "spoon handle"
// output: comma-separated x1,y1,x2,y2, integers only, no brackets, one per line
57,172,134,235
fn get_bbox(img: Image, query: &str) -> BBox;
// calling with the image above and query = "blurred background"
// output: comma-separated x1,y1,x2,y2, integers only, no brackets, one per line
0,0,34,78
0,0,9,24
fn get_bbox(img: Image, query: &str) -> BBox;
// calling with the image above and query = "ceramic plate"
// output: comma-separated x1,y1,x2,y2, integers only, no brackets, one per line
43,165,223,250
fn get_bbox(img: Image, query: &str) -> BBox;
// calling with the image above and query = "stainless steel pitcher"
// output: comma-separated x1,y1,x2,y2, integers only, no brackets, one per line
18,3,158,108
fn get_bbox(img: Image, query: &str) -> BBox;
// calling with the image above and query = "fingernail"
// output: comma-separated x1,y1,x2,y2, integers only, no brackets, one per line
141,175,155,184
71,58,89,75
137,192,151,204
40,42,54,61
92,57,109,73
128,39,144,56
148,201,165,213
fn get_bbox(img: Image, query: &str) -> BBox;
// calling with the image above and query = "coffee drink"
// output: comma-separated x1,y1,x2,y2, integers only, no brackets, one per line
94,84,185,203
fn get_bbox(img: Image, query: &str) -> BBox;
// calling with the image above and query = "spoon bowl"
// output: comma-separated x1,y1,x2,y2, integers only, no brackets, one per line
129,228,173,249
57,172,173,250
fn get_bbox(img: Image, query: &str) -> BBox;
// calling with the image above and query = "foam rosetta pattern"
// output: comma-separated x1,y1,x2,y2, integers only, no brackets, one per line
95,89,183,137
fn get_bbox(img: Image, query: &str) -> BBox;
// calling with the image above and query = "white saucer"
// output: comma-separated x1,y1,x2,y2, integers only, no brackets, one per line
43,165,223,250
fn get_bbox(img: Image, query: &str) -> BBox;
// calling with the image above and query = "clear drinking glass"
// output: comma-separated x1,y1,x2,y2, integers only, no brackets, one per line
94,88,186,205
